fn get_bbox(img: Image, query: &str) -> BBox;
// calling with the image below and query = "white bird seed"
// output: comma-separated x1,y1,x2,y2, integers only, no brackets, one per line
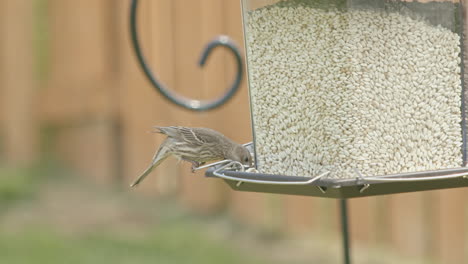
245,3,463,179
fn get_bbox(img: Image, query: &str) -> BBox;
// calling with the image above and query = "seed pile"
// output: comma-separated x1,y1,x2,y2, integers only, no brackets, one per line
245,3,463,178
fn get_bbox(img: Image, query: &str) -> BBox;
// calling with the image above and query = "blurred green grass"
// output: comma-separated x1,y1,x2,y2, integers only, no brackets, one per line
0,162,269,264
0,165,40,205
0,227,265,264
0,159,63,205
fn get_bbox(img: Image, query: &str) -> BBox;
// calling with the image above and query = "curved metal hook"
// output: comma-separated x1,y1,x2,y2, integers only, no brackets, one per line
130,0,244,111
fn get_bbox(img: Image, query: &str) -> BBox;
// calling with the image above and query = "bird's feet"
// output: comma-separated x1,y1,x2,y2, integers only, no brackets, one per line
190,162,205,173
181,159,206,173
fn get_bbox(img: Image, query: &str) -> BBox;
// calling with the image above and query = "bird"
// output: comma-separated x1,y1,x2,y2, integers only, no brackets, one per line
130,126,253,187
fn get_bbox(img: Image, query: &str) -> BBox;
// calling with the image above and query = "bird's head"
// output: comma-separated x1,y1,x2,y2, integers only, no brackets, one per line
228,145,253,167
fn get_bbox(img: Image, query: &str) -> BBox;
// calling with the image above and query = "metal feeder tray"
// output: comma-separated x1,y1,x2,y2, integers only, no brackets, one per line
204,163,468,199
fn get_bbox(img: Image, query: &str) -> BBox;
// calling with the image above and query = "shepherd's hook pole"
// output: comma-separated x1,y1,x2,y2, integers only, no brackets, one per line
340,199,351,264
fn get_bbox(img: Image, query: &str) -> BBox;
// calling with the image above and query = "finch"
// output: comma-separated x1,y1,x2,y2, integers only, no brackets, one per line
130,126,253,187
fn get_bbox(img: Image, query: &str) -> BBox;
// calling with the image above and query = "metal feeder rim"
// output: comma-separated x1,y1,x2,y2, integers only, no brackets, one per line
206,167,468,188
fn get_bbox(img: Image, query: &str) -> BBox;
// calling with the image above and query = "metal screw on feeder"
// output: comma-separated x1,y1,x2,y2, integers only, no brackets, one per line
205,0,468,199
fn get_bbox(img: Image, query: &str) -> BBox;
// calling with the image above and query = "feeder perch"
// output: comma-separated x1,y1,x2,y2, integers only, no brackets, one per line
205,0,468,198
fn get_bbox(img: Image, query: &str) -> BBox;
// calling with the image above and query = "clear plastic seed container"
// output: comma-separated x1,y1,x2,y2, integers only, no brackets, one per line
241,0,467,180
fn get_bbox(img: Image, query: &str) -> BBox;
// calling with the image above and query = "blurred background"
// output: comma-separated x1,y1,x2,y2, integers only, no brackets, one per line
0,0,467,263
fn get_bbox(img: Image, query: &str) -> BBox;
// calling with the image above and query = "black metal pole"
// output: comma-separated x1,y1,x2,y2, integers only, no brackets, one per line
340,199,351,264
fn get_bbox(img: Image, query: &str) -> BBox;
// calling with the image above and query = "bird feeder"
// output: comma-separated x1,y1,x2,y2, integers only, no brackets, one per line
207,0,468,198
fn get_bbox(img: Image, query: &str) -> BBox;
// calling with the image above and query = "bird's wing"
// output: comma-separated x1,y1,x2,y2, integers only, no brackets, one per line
190,127,225,143
155,126,215,146
153,126,185,140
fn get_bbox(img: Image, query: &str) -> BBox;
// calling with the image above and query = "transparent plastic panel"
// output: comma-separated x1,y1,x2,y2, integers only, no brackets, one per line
242,0,467,179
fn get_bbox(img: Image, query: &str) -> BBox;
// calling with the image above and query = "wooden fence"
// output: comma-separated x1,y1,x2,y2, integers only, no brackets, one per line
1,0,467,263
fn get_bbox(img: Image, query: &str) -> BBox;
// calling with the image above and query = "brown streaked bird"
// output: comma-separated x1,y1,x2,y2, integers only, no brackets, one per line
130,126,253,187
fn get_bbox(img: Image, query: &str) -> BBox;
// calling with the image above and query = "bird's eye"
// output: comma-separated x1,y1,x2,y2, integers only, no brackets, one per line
244,157,249,163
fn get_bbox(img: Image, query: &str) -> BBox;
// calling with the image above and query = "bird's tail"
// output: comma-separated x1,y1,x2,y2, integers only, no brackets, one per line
130,140,171,187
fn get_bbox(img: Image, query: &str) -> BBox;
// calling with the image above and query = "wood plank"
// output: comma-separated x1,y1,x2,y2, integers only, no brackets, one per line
55,120,117,183
282,195,317,234
46,0,116,123
39,76,115,122
0,0,4,130
373,196,391,243
348,197,378,245
326,199,340,235
388,192,428,259
1,0,38,165
432,189,467,264
48,0,108,82
44,0,119,182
